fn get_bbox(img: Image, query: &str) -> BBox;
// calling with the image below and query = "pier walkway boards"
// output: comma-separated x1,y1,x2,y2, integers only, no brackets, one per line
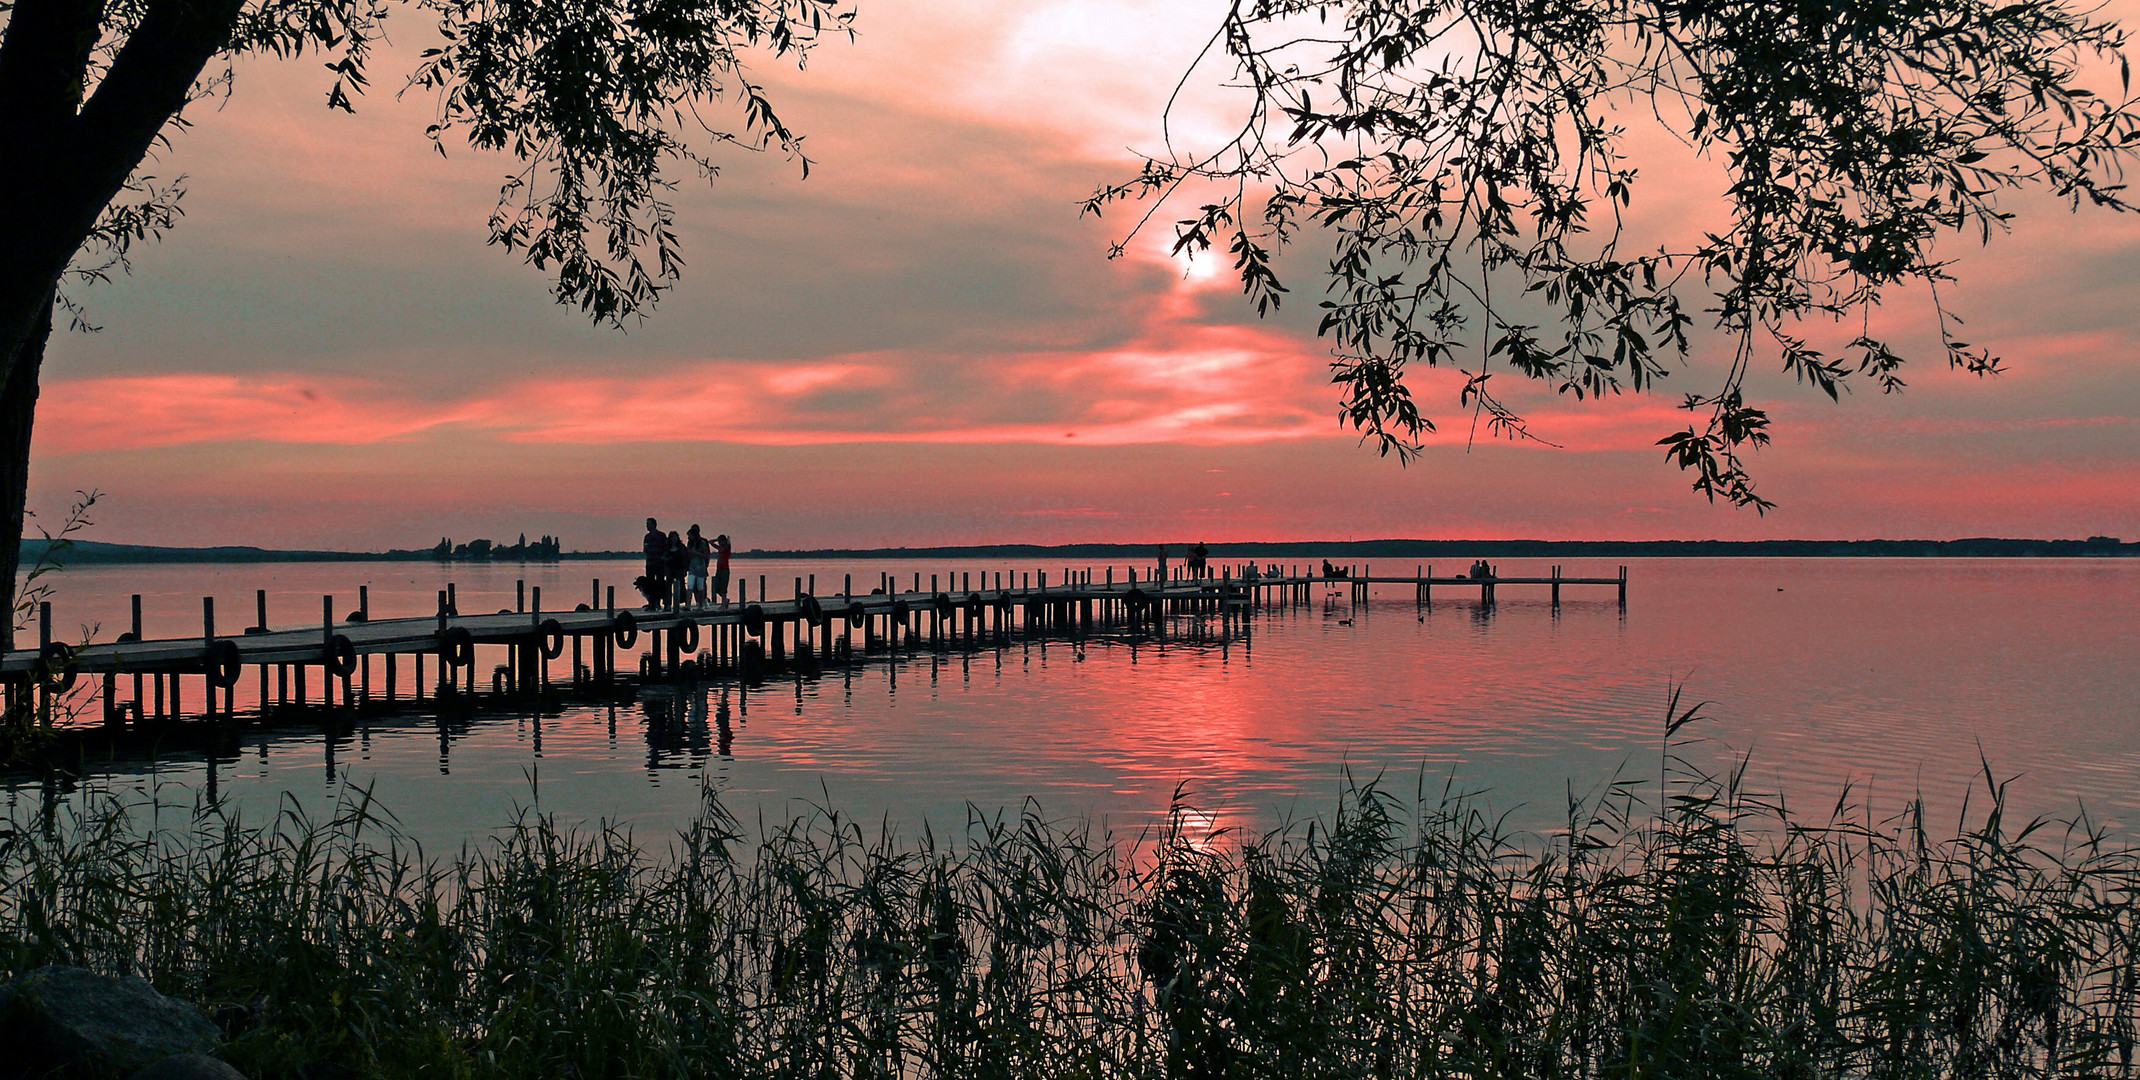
2,562,1626,727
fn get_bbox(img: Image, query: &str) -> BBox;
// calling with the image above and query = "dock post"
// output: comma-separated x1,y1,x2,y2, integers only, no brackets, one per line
517,579,525,613
359,586,371,703
131,595,144,719
386,652,397,701
531,586,545,692
253,590,269,710
606,586,618,683
37,602,50,725
1618,566,1628,609
322,595,334,708
202,597,216,717
1552,566,1561,607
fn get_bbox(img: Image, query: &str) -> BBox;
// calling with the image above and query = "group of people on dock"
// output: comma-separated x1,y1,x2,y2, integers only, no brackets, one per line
641,518,731,610
1157,542,1214,579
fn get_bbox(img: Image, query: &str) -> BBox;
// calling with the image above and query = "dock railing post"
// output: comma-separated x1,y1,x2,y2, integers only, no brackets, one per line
1618,566,1628,609
38,601,52,725
131,594,144,719
358,586,371,702
202,597,216,717
322,595,335,708
1552,565,1561,607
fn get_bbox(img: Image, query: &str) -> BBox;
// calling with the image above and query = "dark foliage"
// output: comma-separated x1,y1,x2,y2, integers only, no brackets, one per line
1088,0,2140,508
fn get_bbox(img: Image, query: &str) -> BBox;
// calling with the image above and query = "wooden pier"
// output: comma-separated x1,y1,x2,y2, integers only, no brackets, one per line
1,562,1626,726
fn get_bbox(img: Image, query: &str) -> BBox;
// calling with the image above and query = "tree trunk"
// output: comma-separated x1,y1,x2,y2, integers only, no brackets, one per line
0,297,51,654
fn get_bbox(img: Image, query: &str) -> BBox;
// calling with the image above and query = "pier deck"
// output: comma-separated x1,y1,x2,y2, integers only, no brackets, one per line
2,562,1627,724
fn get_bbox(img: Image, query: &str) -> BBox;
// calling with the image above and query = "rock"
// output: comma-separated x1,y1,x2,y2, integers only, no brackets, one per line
128,1056,248,1080
0,966,220,1080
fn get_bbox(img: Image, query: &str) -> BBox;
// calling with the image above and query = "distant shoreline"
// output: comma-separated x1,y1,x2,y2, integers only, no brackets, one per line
24,536,2135,565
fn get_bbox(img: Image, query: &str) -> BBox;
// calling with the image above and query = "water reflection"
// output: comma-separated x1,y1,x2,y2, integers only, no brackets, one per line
639,684,726,771
6,560,2136,853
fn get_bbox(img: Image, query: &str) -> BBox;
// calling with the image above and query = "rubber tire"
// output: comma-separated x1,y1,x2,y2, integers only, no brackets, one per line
612,610,638,649
799,594,826,627
35,641,75,693
539,618,566,660
327,634,359,678
675,620,700,652
207,639,243,689
442,626,477,668
845,602,867,628
743,604,767,637
932,592,953,618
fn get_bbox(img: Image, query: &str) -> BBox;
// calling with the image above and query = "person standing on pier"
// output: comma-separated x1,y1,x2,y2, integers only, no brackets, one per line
1189,541,1210,579
686,525,712,609
642,518,669,609
665,532,690,610
1156,545,1169,582
711,534,733,604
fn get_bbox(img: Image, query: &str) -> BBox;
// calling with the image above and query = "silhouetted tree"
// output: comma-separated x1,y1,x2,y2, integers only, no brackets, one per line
0,0,851,648
1093,0,2140,509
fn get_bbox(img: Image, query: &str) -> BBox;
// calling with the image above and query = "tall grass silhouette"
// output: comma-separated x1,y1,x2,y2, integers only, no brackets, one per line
5,700,2136,1079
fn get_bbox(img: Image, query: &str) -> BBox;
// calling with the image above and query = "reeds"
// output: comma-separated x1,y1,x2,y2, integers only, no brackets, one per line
5,722,2138,1080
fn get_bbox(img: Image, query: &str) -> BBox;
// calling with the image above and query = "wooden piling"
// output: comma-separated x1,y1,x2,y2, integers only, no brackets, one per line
130,594,143,718
202,597,216,718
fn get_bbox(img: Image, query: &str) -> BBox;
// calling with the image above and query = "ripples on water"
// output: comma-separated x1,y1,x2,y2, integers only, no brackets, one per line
6,558,2135,848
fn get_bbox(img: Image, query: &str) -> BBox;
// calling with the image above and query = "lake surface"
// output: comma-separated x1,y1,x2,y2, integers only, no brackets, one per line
6,557,2136,848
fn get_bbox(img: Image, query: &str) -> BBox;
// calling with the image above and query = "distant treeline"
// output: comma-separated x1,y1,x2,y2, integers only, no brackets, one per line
429,535,562,562
19,535,2133,566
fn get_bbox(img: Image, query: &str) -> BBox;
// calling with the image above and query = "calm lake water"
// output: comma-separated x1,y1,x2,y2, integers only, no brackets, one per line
7,557,2136,848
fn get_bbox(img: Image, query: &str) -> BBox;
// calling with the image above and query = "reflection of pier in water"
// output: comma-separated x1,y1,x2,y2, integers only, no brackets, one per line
7,562,1628,774
5,629,1279,799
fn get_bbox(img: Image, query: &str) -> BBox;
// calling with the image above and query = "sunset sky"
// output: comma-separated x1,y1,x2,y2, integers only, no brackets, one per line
36,0,2140,552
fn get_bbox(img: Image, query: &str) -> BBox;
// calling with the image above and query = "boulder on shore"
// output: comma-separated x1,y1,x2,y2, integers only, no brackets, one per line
127,1055,249,1080
0,966,222,1080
